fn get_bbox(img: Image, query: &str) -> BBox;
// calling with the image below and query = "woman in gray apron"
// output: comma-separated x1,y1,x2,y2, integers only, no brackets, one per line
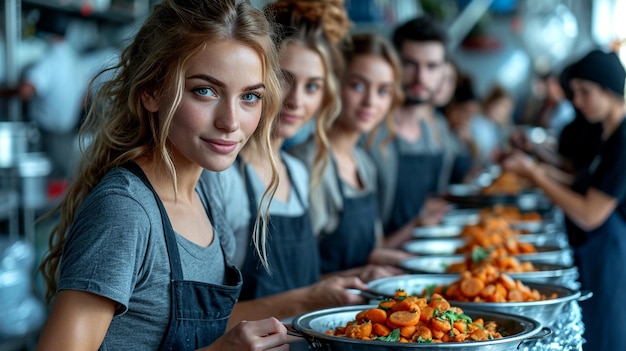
207,0,368,328
35,1,289,350
503,49,626,351
292,33,411,277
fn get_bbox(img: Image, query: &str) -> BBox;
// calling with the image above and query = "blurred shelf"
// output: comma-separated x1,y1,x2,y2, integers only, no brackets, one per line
22,0,146,24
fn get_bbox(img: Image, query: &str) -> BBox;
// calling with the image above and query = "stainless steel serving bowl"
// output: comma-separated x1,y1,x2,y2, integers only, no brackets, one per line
402,239,573,266
367,274,591,327
289,304,548,351
411,224,567,247
398,256,579,288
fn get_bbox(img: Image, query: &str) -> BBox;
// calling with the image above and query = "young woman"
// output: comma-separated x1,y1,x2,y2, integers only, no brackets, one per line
502,49,626,350
35,1,289,350
204,0,368,325
291,33,412,275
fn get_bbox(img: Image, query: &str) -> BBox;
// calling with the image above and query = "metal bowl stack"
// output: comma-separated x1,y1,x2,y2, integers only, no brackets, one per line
367,274,590,351
290,304,549,351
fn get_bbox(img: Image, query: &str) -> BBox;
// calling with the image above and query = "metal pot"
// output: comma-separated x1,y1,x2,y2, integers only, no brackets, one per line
398,257,579,289
367,275,591,327
289,304,549,350
402,239,573,266
0,122,37,168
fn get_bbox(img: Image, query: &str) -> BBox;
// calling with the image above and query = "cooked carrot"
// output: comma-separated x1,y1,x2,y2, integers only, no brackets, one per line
508,289,524,302
378,299,395,311
399,325,417,338
431,317,452,332
364,308,388,324
429,293,451,311
372,323,391,337
394,289,408,300
431,328,445,340
499,273,516,290
469,327,489,341
419,306,434,322
392,296,421,313
460,277,485,298
414,325,432,341
356,310,368,323
389,310,420,327
345,322,372,339
453,320,467,334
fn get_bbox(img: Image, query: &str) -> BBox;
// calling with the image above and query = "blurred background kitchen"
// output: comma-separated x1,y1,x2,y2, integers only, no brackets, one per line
0,0,624,350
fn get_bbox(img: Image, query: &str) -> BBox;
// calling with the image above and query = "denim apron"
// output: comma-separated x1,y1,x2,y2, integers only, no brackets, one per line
564,159,626,351
318,157,378,274
124,163,243,350
238,160,320,300
386,139,443,234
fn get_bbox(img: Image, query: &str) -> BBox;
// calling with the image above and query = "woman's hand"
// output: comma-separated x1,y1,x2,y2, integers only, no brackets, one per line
204,317,289,351
501,150,539,180
354,264,405,283
368,247,414,267
308,276,368,308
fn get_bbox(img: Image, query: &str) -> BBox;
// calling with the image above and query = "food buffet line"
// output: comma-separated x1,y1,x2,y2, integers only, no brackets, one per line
288,171,588,350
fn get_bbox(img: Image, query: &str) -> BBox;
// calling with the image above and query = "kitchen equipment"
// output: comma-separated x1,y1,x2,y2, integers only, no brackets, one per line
403,237,571,256
368,275,589,350
367,274,590,328
398,257,579,289
16,152,51,209
412,224,566,246
289,304,548,350
444,184,552,211
0,122,38,169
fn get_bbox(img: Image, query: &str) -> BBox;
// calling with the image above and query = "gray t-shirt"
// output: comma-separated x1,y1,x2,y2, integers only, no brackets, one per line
58,167,235,350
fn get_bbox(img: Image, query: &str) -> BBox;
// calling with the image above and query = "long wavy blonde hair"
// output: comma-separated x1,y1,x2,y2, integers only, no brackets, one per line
264,0,351,187
39,0,283,303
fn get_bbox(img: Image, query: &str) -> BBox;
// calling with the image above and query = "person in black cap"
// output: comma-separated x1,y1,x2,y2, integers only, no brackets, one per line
502,48,626,351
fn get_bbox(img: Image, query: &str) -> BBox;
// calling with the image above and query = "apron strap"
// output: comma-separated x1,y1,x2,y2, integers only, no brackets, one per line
122,162,184,281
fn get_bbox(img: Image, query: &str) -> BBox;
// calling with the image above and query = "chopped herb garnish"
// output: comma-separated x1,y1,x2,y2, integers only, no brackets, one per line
472,247,490,263
416,337,432,343
378,328,400,342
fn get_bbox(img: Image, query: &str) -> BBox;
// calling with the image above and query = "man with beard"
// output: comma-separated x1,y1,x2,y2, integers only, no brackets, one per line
366,16,454,247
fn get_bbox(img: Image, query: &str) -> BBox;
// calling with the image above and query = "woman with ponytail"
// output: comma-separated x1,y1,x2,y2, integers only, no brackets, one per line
36,1,288,350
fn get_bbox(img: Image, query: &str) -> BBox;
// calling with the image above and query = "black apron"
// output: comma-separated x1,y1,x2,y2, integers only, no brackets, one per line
386,139,443,234
238,159,320,300
123,163,243,350
564,158,626,351
319,157,378,273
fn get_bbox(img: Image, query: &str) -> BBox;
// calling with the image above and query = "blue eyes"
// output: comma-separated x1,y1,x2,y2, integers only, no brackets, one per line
306,82,320,93
194,87,216,97
350,82,390,96
193,87,263,103
351,82,365,92
242,92,263,102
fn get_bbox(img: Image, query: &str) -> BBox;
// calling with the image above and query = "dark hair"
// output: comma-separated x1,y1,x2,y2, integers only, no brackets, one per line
392,15,448,56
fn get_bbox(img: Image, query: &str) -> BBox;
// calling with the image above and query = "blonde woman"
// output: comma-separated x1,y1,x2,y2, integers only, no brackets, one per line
205,0,368,326
292,33,412,277
36,1,288,350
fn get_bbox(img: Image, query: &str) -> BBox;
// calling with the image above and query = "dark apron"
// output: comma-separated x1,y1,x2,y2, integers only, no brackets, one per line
238,159,320,300
123,163,243,350
318,157,378,274
386,139,443,234
564,160,626,351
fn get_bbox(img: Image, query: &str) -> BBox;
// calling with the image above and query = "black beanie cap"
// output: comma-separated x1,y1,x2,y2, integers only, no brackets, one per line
568,49,626,98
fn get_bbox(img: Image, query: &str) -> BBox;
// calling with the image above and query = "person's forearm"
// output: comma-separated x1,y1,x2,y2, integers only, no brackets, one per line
228,288,310,329
537,162,575,185
531,168,597,229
